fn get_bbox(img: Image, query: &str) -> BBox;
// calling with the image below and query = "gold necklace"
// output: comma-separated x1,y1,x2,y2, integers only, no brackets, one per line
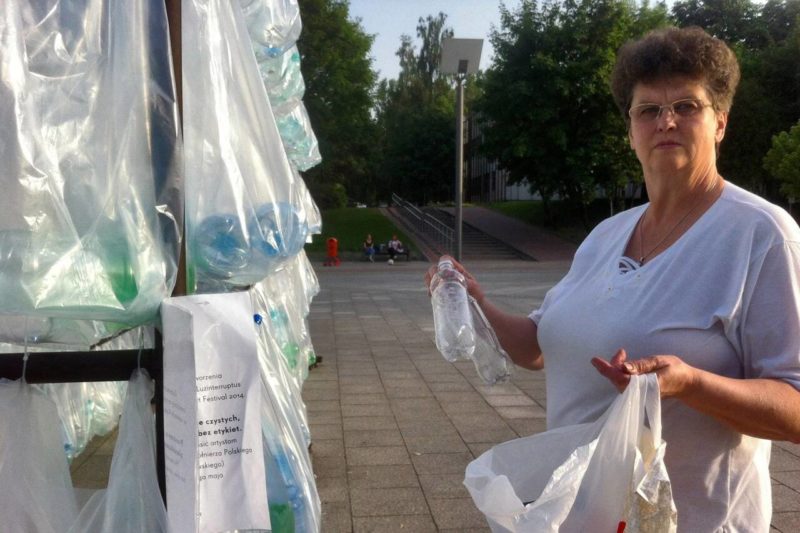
637,198,702,266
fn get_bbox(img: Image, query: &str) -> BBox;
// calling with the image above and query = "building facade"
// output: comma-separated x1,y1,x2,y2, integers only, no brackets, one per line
464,113,535,203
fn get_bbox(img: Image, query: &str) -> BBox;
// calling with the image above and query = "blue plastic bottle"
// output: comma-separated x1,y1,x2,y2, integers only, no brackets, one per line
193,214,251,280
264,442,296,533
247,202,308,263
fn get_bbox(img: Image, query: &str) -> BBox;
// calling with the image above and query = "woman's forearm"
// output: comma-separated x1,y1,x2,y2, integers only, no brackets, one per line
476,297,543,370
680,372,800,443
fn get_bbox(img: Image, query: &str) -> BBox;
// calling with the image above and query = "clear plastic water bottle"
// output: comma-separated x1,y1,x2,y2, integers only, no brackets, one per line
193,214,251,280
430,258,476,362
268,308,301,369
471,342,512,386
248,202,308,262
94,224,138,305
193,203,308,288
468,297,513,385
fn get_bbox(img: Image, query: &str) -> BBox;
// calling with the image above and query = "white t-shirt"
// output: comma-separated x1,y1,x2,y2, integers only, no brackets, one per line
530,182,800,532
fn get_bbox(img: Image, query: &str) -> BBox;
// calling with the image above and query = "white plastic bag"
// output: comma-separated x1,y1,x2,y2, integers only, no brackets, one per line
0,379,79,533
68,369,168,533
464,374,677,532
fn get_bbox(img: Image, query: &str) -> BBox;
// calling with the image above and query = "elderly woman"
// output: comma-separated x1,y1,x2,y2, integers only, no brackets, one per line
432,27,800,531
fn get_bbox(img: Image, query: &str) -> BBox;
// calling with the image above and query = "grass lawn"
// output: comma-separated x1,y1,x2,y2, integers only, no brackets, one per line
304,207,418,259
487,199,617,244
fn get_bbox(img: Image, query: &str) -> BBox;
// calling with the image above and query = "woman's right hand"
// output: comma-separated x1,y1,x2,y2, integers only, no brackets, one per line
424,255,486,304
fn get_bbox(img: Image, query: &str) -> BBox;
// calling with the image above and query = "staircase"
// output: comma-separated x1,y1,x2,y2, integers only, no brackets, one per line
424,208,533,261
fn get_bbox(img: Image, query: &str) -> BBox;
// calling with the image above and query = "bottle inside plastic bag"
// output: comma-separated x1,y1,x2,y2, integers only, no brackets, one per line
192,202,308,287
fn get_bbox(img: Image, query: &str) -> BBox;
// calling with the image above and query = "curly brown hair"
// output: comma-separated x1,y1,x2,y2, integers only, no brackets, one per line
610,26,741,124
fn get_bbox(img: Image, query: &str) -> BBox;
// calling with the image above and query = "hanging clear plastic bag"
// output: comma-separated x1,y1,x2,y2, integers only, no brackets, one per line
184,0,315,293
0,379,79,533
251,285,321,532
67,369,168,533
464,374,677,532
0,1,181,339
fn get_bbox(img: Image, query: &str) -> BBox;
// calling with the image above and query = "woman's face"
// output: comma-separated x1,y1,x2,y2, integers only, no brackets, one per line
628,76,727,179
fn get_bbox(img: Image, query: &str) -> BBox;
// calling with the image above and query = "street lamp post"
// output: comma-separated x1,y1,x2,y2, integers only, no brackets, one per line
440,38,482,262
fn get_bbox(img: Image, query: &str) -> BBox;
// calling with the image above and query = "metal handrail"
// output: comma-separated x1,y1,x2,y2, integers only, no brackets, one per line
391,193,453,254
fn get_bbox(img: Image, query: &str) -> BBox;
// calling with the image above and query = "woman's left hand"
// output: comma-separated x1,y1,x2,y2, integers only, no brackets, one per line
591,348,698,398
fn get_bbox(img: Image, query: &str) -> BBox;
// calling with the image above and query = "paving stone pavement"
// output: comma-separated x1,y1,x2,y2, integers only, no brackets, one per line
303,259,800,533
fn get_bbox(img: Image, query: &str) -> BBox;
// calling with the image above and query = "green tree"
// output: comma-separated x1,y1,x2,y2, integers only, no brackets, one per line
374,13,457,204
297,0,379,205
477,0,667,226
764,121,800,201
671,0,800,198
416,13,454,90
671,0,768,48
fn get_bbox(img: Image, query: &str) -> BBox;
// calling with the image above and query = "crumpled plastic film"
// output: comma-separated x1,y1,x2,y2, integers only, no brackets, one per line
239,0,302,59
256,44,306,112
252,282,311,443
276,103,323,171
0,0,182,344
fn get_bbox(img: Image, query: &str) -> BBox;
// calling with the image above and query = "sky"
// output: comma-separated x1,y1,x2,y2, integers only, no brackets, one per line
346,0,695,82
347,0,523,82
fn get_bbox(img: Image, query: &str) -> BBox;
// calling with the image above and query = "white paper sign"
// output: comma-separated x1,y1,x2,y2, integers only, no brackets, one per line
163,292,270,533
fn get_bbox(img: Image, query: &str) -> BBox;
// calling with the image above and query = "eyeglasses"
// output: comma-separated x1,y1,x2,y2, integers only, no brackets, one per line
628,98,712,122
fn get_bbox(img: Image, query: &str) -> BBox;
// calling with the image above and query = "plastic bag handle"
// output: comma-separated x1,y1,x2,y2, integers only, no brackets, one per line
642,374,662,446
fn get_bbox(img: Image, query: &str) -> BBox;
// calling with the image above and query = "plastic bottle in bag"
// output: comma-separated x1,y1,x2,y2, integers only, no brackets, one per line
268,308,300,369
248,201,308,262
193,214,252,280
194,203,308,287
265,444,296,533
430,258,476,361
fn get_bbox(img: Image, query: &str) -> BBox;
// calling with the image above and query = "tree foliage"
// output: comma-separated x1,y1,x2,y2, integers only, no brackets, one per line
297,0,378,205
476,0,800,223
373,13,457,204
671,0,768,47
476,0,668,224
764,121,800,200
672,0,800,198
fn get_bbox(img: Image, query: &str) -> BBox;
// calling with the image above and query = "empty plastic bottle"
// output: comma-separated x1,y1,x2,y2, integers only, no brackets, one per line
430,258,476,362
248,202,308,262
471,342,512,386
264,441,296,533
268,308,301,369
193,203,308,288
94,224,138,305
193,214,251,280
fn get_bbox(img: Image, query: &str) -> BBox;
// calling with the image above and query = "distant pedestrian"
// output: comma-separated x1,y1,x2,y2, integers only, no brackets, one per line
387,234,404,264
363,233,376,262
